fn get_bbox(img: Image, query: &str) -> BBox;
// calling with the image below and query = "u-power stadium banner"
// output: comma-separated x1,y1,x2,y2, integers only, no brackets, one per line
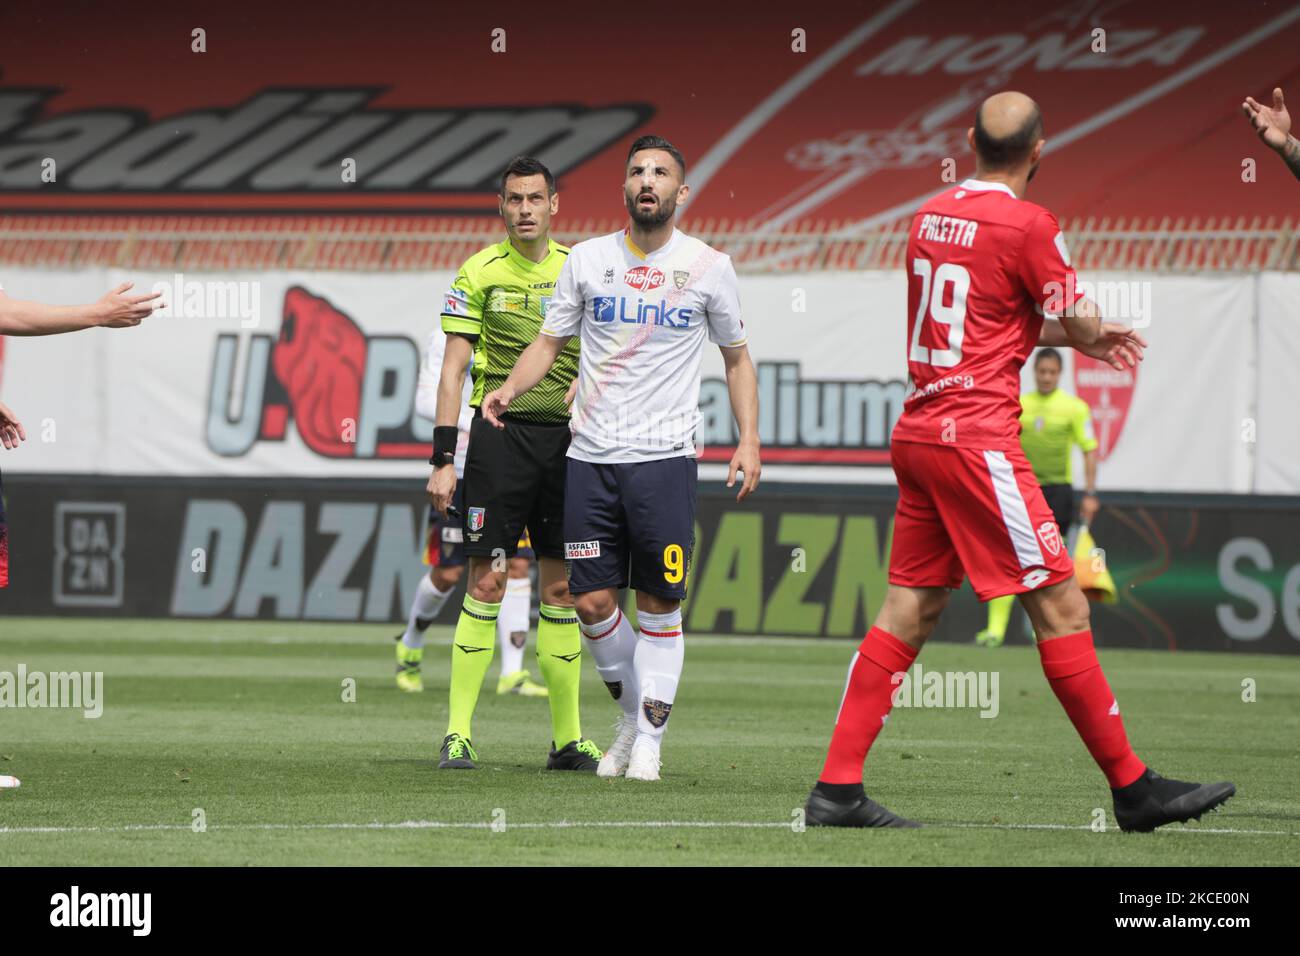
0,475,1297,655
0,0,1297,224
0,269,1288,492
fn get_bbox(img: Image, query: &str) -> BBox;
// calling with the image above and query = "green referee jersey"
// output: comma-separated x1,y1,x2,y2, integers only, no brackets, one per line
1018,388,1098,485
440,237,578,424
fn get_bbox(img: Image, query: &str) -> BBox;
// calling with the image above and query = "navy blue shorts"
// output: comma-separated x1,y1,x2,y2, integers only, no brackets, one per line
563,456,697,600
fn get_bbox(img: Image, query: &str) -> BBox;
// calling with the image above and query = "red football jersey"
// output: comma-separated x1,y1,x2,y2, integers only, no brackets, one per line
891,179,1080,451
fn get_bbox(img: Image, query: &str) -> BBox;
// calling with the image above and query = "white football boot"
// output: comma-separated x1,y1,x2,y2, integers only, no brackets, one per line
596,715,639,778
624,735,662,782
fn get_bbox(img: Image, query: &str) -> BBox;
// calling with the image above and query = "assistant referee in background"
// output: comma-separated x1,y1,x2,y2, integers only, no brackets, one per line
976,347,1099,647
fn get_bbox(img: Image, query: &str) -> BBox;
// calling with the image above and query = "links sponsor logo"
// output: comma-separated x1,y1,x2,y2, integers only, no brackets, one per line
591,295,692,328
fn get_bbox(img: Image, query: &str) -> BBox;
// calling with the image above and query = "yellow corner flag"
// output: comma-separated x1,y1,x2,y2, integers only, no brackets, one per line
1074,525,1118,604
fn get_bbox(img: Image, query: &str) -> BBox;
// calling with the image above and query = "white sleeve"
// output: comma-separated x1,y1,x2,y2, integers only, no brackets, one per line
705,256,747,347
540,251,584,338
414,329,444,423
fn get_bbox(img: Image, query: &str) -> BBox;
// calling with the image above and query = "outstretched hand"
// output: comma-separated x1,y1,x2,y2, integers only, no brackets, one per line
1071,323,1147,370
1242,87,1292,152
98,281,164,328
0,400,27,450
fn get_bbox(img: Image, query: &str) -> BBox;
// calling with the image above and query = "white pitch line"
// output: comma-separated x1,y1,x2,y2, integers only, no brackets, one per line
0,820,1293,836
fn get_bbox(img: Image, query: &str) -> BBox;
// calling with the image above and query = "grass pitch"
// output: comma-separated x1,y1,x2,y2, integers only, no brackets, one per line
0,617,1296,866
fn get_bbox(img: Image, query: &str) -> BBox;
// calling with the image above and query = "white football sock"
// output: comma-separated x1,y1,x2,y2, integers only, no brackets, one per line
633,608,684,749
401,574,454,649
580,607,639,718
497,575,531,675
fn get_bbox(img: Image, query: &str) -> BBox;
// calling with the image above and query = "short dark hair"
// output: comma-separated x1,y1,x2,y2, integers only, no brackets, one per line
626,135,686,179
499,156,555,196
973,105,1043,170
1035,347,1063,368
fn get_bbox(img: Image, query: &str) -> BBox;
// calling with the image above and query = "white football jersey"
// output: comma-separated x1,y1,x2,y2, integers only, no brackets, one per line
541,228,747,463
416,328,474,477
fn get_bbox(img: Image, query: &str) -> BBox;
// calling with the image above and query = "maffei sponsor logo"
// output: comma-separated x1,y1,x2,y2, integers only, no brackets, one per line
0,665,103,718
891,663,999,718
624,265,665,291
50,886,151,936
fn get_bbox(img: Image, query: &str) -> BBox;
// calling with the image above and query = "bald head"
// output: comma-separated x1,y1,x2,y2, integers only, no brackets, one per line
973,91,1043,170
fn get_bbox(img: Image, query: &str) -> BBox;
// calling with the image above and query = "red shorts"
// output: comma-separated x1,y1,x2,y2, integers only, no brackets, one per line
888,440,1074,602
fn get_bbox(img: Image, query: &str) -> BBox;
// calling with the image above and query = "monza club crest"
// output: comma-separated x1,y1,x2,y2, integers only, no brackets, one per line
1073,355,1138,462
1036,521,1062,558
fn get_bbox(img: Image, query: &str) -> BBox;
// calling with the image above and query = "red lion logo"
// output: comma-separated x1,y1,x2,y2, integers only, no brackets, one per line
271,287,367,457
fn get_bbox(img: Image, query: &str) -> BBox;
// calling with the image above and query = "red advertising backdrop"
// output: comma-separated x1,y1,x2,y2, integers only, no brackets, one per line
0,0,1295,224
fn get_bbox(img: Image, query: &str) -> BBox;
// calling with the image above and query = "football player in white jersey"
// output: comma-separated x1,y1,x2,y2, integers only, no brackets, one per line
481,135,761,781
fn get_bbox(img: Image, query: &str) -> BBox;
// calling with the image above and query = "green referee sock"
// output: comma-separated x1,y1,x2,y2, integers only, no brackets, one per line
446,594,499,740
537,602,583,747
987,594,1015,639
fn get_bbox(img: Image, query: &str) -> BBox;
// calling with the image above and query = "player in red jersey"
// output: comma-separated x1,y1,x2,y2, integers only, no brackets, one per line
803,92,1235,832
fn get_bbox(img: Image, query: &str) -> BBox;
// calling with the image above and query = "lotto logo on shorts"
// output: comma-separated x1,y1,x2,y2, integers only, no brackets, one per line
1036,521,1061,557
441,526,463,543
565,540,601,559
468,507,485,532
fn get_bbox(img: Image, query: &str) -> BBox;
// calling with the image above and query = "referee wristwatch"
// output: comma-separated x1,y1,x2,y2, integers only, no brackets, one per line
430,450,455,468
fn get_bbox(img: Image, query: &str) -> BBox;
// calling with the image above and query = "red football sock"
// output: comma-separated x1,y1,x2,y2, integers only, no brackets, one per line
1038,630,1146,788
819,627,917,784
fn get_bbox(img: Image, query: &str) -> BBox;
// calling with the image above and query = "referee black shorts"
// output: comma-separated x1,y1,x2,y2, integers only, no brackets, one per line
1040,483,1075,538
460,411,568,560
